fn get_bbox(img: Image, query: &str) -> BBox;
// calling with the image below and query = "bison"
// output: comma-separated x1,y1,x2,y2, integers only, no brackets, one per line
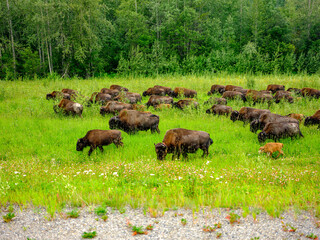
304,110,320,129
146,95,173,108
222,91,246,102
76,130,123,156
258,122,303,143
100,88,120,98
154,128,213,160
274,91,294,104
301,88,320,98
266,84,285,94
230,107,270,124
207,85,226,95
110,85,129,92
206,104,232,116
225,85,243,92
109,109,160,134
53,99,83,117
170,87,197,98
143,85,173,97
259,143,284,158
113,92,142,104
89,92,112,105
173,99,199,110
204,97,227,105
100,101,133,116
46,91,71,100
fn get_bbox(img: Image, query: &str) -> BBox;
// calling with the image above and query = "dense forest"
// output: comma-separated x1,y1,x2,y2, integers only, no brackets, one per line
1,0,320,79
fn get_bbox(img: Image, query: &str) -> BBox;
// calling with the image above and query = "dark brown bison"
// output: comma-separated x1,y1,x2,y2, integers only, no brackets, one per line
246,90,273,105
230,107,270,124
206,104,232,116
225,85,243,92
76,130,123,156
146,95,173,108
207,85,226,95
89,92,112,105
53,99,83,117
204,97,227,105
301,88,320,98
110,85,128,92
100,101,133,116
100,88,120,98
170,87,197,98
266,84,285,94
258,122,303,143
173,99,199,110
154,128,213,160
222,91,246,102
143,85,173,97
304,110,320,129
250,112,299,133
109,109,160,134
274,91,294,103
287,88,302,95
113,92,142,104
46,91,71,100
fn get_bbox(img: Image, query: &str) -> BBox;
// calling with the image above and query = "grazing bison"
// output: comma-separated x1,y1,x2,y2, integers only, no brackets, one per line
286,113,305,123
301,88,320,98
287,88,302,95
53,99,83,117
258,122,303,143
154,128,213,160
61,88,78,96
230,107,270,124
89,92,112,105
274,91,294,103
110,85,128,92
206,104,232,116
46,91,70,100
266,84,285,94
170,87,197,98
246,90,273,105
100,101,133,116
143,85,173,97
100,88,120,98
250,112,299,133
173,99,199,110
225,85,243,92
207,85,226,95
204,97,227,105
304,110,320,129
259,143,284,158
222,91,246,102
146,95,173,108
76,130,123,156
109,109,160,134
113,92,142,104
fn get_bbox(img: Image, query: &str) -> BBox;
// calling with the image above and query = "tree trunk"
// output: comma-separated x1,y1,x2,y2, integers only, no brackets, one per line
6,0,16,77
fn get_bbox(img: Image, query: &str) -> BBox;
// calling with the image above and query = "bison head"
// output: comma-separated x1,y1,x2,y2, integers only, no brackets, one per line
230,111,240,122
76,138,87,151
155,143,168,160
205,108,212,114
258,132,267,143
46,93,54,100
142,91,148,97
304,116,314,126
109,116,122,130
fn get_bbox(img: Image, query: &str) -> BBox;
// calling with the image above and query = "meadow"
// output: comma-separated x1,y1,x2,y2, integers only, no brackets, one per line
0,73,319,218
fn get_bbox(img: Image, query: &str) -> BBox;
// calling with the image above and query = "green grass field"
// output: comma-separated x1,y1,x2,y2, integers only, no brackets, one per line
0,73,319,218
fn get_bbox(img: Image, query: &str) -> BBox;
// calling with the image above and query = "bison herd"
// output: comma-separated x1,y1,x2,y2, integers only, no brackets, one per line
46,83,320,159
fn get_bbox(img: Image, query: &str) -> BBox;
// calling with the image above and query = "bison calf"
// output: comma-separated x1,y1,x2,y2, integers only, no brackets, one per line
54,99,83,117
76,130,123,156
259,143,284,158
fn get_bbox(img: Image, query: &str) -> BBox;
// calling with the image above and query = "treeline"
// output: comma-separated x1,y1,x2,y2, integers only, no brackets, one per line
1,0,320,79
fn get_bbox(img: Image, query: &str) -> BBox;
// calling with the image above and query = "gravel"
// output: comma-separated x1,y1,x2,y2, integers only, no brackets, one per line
1,206,319,239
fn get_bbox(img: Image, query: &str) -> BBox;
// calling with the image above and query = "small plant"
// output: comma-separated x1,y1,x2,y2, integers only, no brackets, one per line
214,222,222,228
251,237,260,240
94,206,106,216
306,233,318,239
8,205,14,213
146,224,153,230
281,221,296,232
132,225,147,236
181,218,187,226
3,212,15,223
216,232,222,238
226,212,240,224
154,220,159,224
67,209,79,218
82,231,97,238
203,225,216,232
101,215,108,221
119,208,126,214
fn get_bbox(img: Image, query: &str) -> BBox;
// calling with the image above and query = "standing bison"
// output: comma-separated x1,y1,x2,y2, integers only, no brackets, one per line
100,101,133,116
207,85,226,95
304,110,320,129
76,130,123,156
109,109,160,134
230,107,270,124
267,84,285,94
155,128,213,160
170,87,197,98
143,85,173,96
146,95,173,108
53,99,83,117
206,105,232,116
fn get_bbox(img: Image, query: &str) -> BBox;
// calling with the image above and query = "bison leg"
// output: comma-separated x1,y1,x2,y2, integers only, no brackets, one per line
99,146,104,152
276,150,284,158
88,146,96,156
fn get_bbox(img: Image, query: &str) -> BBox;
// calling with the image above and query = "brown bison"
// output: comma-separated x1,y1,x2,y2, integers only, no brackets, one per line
222,91,246,102
258,122,303,143
109,109,160,134
301,88,320,98
143,85,173,97
89,92,112,105
259,143,284,158
274,91,294,103
286,113,305,123
207,85,226,95
154,128,213,160
204,97,227,105
113,92,142,104
100,88,120,98
173,99,199,110
304,110,320,129
170,87,197,98
46,91,71,100
250,112,299,133
100,101,133,116
206,104,232,116
246,90,273,105
53,99,83,117
76,130,123,156
110,85,129,92
266,84,285,94
230,107,270,124
146,95,173,108
225,85,243,92
61,88,78,96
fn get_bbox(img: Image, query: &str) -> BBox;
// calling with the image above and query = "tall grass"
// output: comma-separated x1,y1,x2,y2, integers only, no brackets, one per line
0,73,319,218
